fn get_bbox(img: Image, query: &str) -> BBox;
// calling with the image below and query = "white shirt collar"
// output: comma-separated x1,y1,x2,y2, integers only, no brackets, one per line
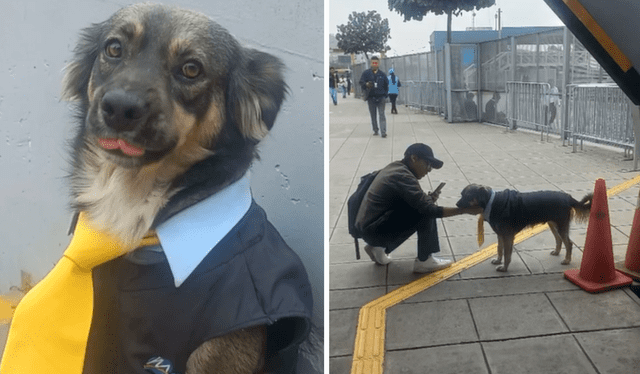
155,173,252,287
483,189,496,222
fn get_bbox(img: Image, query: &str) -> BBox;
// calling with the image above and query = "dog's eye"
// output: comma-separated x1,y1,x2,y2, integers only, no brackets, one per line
181,61,202,79
105,40,122,58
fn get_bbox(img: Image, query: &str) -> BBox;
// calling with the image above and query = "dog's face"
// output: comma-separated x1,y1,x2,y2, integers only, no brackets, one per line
62,3,285,170
456,184,492,209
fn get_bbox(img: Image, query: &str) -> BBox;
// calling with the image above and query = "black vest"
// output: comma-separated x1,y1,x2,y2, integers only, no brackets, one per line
82,201,313,373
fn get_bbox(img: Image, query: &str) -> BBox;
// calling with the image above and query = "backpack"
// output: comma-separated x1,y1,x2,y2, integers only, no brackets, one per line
347,170,379,259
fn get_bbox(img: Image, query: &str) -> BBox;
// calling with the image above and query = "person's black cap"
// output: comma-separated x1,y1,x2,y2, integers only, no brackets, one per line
404,143,444,169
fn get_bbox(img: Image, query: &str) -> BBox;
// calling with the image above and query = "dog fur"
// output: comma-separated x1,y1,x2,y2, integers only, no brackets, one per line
62,3,287,372
456,184,592,272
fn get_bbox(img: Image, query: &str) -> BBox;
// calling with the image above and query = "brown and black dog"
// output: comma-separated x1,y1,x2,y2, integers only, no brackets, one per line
456,184,592,272
61,3,293,373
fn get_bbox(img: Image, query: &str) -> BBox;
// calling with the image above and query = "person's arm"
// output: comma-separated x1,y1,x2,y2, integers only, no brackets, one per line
441,206,483,218
359,71,369,90
383,73,389,96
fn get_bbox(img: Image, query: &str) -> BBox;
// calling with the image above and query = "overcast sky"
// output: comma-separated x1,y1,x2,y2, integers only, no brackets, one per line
330,0,565,55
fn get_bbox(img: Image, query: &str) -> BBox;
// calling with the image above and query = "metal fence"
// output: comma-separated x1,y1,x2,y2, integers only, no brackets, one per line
567,84,635,153
350,26,636,163
505,82,562,139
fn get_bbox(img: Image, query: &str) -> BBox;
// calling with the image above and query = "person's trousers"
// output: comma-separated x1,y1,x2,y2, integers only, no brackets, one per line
330,88,337,105
367,98,386,135
389,94,398,113
361,206,440,261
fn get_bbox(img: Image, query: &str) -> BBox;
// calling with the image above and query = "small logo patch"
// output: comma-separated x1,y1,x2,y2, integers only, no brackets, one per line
144,356,180,374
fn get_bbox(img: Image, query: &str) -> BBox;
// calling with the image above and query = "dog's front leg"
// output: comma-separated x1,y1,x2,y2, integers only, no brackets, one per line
496,235,514,272
491,235,504,265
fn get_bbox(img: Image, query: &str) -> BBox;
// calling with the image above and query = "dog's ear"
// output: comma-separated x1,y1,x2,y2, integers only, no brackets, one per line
226,49,287,140
61,22,107,101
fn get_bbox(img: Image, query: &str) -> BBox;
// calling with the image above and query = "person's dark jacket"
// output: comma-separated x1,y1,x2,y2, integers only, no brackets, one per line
355,161,443,231
359,68,389,100
329,71,337,89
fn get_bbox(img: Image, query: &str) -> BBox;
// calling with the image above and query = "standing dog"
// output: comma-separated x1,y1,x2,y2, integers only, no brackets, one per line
62,4,311,373
456,184,592,272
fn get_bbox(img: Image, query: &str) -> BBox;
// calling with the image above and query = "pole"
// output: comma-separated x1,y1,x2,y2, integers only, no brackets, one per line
631,104,640,171
562,27,571,144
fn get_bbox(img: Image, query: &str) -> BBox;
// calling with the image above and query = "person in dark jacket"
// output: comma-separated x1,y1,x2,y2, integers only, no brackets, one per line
359,56,389,137
355,143,482,273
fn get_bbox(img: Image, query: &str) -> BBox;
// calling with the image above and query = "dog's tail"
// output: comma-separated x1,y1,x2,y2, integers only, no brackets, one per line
571,193,593,224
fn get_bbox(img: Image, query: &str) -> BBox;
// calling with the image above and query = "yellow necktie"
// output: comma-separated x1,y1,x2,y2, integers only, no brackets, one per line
1,212,159,373
477,214,485,247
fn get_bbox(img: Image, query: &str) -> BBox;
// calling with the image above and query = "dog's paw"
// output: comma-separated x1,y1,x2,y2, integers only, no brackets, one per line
561,258,571,265
550,250,560,256
495,265,508,272
491,258,502,265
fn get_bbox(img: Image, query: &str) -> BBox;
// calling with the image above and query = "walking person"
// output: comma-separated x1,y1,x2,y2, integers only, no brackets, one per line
544,80,559,127
329,67,338,105
359,56,389,137
354,143,482,272
388,68,401,114
340,75,347,98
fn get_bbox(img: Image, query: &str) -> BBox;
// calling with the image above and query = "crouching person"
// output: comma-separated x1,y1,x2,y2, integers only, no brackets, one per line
354,143,482,273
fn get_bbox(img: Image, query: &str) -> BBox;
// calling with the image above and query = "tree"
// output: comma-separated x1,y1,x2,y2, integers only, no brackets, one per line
388,0,495,44
336,11,391,60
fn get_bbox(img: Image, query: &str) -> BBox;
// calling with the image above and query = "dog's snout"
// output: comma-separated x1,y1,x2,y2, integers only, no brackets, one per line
101,90,150,131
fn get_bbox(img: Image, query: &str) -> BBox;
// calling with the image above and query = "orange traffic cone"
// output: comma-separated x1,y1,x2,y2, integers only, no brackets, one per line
565,178,632,292
615,188,640,281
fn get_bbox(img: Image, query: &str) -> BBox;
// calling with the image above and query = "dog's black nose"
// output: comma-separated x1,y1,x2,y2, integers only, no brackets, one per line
101,90,150,132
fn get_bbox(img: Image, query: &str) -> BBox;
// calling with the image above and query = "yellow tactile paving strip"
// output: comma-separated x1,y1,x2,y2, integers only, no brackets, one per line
350,175,640,374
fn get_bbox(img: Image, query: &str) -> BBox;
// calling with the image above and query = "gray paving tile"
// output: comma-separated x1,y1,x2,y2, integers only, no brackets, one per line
329,308,359,357
398,273,578,303
576,328,640,374
459,252,530,279
442,219,480,238
509,229,564,251
384,343,489,374
385,300,478,349
330,243,360,264
330,261,387,290
329,356,352,374
483,335,598,374
518,248,583,274
329,227,355,245
448,235,498,258
469,293,568,340
0,323,7,360
547,289,640,331
329,287,387,310
386,257,458,287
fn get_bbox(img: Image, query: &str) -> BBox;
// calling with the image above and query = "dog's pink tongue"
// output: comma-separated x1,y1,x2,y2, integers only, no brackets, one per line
98,138,145,156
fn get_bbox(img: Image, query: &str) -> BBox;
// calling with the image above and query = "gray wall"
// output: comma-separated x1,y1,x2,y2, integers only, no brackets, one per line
0,0,324,371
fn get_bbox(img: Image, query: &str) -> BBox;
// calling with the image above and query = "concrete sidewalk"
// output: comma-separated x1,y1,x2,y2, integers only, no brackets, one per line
329,95,640,374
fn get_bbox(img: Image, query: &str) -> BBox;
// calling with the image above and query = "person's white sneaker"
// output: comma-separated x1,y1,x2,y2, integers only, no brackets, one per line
364,245,392,265
413,256,452,273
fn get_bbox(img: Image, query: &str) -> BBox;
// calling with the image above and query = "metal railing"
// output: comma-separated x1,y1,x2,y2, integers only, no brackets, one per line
567,84,635,153
506,82,562,140
400,81,444,114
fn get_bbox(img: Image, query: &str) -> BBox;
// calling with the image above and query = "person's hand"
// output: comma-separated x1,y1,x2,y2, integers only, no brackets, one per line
462,206,483,215
366,81,373,89
428,190,440,203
